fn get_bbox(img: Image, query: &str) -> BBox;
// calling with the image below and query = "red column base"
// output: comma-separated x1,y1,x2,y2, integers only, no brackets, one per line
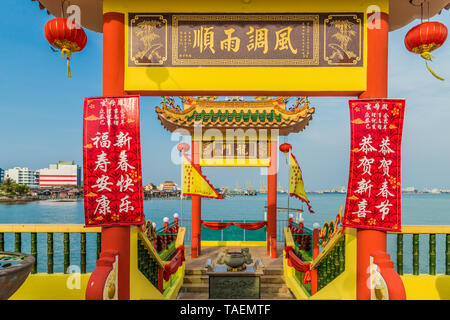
357,229,386,300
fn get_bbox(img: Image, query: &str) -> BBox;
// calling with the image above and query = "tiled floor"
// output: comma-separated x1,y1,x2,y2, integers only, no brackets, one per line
184,245,284,270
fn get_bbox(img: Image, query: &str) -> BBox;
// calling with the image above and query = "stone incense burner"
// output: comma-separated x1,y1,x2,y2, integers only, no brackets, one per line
216,248,253,271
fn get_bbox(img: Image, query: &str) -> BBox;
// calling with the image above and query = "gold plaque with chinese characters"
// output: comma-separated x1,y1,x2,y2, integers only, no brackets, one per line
128,13,363,67
200,139,271,167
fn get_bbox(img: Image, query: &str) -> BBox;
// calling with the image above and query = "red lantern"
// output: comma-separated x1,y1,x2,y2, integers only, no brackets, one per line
44,18,87,78
405,21,448,80
177,142,190,153
279,143,292,155
279,143,292,164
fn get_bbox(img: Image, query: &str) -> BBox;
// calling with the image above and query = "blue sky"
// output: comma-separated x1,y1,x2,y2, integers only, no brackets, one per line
0,1,449,191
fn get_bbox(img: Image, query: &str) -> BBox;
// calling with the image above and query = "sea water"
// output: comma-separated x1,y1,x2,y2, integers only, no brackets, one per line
0,193,449,274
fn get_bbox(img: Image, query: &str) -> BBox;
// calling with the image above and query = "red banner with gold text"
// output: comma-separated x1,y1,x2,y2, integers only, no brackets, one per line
343,99,405,232
83,96,144,227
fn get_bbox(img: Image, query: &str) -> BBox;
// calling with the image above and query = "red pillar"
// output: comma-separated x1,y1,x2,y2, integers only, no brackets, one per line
267,139,277,258
356,12,389,300
191,139,202,258
311,226,320,295
100,12,130,300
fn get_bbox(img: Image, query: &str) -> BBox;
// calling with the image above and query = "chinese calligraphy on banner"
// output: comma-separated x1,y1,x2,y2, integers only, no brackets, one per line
83,96,144,227
343,99,406,232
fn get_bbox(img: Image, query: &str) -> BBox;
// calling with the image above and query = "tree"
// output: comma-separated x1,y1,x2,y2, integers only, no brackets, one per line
0,178,17,196
0,179,30,197
15,184,30,196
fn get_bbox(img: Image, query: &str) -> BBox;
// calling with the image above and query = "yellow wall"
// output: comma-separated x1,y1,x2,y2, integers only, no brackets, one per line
163,262,186,299
283,251,310,299
102,0,391,94
129,227,164,299
401,274,450,300
10,273,91,300
311,228,357,300
284,228,358,300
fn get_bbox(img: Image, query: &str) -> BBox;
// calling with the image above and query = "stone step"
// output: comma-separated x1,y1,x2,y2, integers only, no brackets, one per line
185,269,207,275
183,275,209,284
260,292,296,300
185,268,285,275
263,268,283,276
177,292,209,300
177,292,295,300
260,275,285,284
179,283,209,293
260,284,291,294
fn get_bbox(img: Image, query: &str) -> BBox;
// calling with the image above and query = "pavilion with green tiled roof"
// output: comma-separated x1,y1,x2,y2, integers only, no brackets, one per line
155,96,315,136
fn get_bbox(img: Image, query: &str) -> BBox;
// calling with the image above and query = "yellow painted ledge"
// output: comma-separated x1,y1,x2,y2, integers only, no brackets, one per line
401,274,450,300
163,262,185,299
283,252,310,300
201,241,266,247
311,228,357,300
9,273,91,300
283,228,357,300
129,226,164,299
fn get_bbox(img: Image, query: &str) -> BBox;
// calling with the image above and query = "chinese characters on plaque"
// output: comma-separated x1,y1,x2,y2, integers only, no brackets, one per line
202,140,268,159
83,96,144,227
128,13,363,67
343,99,406,232
200,139,270,166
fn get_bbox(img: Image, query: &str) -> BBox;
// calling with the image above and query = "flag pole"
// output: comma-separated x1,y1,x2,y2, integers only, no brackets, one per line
180,151,184,227
287,149,290,222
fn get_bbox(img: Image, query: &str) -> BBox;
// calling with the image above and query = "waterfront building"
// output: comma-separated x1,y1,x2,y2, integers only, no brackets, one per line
403,186,417,193
158,181,179,192
4,167,39,188
0,168,4,183
144,183,157,192
38,161,81,187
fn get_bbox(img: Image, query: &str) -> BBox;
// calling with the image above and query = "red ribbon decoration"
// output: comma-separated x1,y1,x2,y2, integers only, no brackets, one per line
201,220,267,231
285,246,311,284
163,246,185,282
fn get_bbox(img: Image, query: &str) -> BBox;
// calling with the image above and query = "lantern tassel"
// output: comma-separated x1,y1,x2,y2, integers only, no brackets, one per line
421,52,445,81
425,62,444,81
61,48,72,78
67,59,72,78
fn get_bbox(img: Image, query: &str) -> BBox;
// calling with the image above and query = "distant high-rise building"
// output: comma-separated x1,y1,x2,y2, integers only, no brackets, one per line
0,168,4,183
39,161,81,187
4,167,39,188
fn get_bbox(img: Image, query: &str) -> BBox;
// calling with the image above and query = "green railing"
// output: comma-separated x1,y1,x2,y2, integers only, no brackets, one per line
388,226,450,276
0,225,101,274
290,222,313,259
316,236,345,291
309,230,346,292
292,249,312,295
137,236,163,289
144,221,178,260
284,227,312,296
138,217,185,294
